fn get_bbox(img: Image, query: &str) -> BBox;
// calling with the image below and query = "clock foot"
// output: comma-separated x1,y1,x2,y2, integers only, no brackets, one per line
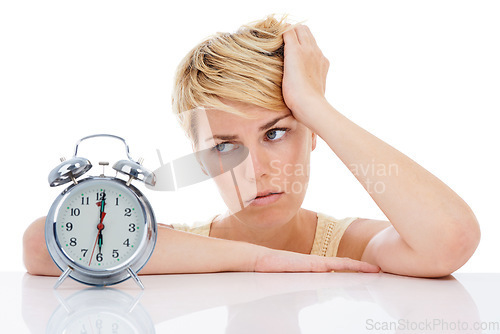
127,267,144,289
54,266,73,289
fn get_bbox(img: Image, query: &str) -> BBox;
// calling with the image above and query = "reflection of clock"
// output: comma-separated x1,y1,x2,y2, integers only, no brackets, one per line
45,134,157,288
47,288,155,333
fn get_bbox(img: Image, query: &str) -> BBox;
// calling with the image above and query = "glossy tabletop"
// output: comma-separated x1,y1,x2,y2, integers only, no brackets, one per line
2,272,499,333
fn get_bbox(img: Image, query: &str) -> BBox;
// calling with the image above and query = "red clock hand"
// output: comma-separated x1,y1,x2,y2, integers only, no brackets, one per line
89,233,99,266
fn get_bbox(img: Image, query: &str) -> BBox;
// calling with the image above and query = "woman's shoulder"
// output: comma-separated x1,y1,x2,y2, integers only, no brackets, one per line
311,212,359,257
170,214,219,236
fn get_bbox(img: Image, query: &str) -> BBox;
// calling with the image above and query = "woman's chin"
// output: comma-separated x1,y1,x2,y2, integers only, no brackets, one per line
230,203,296,228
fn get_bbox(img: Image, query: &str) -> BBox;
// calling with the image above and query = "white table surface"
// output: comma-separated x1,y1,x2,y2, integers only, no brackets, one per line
1,272,499,333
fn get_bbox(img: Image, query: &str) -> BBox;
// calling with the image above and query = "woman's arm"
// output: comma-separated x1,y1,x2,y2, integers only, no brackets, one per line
282,25,480,277
313,102,479,277
23,217,380,276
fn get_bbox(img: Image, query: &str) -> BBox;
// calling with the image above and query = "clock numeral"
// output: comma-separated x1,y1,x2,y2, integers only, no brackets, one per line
115,197,119,206
112,249,119,258
129,223,136,232
96,253,103,262
123,239,130,247
124,208,132,217
81,197,89,205
96,192,106,201
70,208,80,216
66,222,73,231
81,249,88,257
69,237,77,246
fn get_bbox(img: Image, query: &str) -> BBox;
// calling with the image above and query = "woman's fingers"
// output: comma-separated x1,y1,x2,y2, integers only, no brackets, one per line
281,22,330,122
283,24,317,48
282,25,299,47
255,249,381,273
329,257,381,273
294,24,317,46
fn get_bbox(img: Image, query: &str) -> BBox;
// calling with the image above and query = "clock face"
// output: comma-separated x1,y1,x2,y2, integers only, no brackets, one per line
54,179,146,271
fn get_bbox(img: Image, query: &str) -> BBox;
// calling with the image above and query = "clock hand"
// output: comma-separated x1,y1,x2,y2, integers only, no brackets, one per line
98,232,103,254
89,196,106,265
97,196,106,254
89,233,99,266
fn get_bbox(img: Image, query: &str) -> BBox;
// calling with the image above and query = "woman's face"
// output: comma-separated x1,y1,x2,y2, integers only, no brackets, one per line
193,101,317,227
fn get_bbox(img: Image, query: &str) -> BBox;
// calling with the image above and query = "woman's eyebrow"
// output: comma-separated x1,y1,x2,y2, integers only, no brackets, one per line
204,114,293,142
258,114,292,131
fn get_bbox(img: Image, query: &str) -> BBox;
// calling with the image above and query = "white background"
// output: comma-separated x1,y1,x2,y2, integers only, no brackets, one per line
1,0,498,273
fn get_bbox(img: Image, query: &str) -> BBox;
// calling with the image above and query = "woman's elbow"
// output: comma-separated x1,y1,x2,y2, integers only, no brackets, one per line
434,216,481,277
23,217,60,276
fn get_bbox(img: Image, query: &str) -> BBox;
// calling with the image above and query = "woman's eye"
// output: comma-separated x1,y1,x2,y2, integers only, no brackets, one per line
213,142,237,153
212,128,288,153
266,129,287,141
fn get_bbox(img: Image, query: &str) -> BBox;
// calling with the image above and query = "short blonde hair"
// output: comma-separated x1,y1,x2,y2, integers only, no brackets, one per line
172,15,292,147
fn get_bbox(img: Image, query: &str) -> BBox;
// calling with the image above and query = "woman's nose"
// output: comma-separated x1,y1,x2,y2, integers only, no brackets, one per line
243,145,272,181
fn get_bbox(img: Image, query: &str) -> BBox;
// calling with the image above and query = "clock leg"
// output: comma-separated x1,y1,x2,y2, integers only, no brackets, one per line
127,267,145,290
54,266,73,289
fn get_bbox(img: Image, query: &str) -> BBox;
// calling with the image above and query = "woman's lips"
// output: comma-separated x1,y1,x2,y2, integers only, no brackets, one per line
249,192,284,206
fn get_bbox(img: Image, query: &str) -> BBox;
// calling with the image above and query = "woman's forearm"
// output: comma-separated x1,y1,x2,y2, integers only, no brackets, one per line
129,226,379,274
23,218,260,276
23,217,380,276
141,226,259,274
311,100,480,257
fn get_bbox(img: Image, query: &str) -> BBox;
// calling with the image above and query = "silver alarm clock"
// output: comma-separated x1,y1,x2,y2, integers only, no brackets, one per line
45,134,157,289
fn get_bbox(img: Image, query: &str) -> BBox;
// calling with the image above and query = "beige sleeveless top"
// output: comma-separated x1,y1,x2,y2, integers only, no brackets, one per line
172,212,357,257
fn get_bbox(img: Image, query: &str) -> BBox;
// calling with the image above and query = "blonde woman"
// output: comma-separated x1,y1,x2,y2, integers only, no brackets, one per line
168,14,480,277
23,15,479,277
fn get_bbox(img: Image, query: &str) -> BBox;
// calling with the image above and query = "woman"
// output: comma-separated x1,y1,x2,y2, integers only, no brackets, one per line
23,15,479,277
168,14,480,277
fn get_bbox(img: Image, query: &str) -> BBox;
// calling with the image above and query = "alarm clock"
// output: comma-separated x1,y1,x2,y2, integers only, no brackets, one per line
45,134,157,289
